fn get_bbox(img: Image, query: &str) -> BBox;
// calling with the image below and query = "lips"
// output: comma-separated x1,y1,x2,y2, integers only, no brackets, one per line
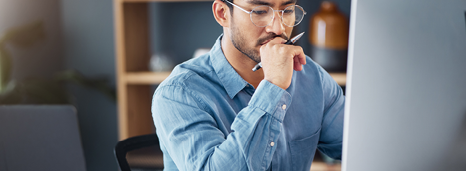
260,39,272,45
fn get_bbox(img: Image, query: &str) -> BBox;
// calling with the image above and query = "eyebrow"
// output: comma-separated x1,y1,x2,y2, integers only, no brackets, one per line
246,0,297,7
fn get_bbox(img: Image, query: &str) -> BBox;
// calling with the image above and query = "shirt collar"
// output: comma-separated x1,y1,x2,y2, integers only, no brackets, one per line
210,34,249,99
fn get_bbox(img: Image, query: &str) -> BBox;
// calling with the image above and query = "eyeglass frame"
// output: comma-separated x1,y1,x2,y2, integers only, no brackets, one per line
223,0,307,27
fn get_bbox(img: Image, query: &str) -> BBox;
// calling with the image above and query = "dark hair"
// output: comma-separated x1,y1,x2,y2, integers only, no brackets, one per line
222,0,234,14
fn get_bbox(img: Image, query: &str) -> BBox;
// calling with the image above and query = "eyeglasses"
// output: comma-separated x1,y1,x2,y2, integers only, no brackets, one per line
224,0,307,27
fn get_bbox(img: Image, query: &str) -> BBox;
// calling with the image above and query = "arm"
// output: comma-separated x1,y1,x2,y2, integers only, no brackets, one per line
316,67,345,160
152,80,291,171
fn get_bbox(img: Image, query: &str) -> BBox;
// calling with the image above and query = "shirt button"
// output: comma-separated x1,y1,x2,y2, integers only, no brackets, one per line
270,141,275,147
282,104,287,110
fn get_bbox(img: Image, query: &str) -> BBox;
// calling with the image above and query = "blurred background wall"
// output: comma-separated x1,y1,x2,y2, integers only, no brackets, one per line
61,0,118,170
0,0,63,81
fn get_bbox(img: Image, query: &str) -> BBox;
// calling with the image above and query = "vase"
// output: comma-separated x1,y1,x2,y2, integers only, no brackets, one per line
309,1,349,72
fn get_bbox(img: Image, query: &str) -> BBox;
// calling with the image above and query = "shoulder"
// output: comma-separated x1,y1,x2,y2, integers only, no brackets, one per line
159,54,217,90
151,53,227,120
153,54,221,104
302,56,344,108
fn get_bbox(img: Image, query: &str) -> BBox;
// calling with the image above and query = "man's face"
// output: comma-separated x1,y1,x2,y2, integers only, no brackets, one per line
229,0,295,63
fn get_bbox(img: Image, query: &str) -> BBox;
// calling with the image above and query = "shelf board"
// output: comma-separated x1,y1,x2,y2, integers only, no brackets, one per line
310,161,341,171
125,72,171,84
119,0,212,3
329,73,347,86
124,72,347,86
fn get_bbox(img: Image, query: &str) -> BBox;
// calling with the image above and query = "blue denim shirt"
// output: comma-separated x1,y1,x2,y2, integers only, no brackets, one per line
152,35,345,171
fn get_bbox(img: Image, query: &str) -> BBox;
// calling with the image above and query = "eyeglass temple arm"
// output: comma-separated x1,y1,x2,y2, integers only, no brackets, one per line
224,0,252,14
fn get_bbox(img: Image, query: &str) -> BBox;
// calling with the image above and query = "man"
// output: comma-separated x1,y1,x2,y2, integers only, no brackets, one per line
151,0,345,170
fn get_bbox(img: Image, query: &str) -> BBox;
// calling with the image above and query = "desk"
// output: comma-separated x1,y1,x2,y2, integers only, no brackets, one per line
311,161,341,171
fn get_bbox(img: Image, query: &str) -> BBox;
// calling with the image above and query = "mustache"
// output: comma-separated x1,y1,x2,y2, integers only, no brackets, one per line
257,33,289,45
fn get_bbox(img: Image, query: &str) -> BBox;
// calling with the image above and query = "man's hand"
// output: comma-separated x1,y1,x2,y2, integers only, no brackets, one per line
260,37,306,90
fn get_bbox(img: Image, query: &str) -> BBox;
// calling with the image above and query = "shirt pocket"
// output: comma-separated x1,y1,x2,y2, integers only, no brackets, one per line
289,127,321,171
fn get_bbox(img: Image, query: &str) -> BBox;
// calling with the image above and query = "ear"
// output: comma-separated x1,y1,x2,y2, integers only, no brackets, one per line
212,0,230,28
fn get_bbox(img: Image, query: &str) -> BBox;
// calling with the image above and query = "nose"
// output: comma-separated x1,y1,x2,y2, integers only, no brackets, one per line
265,11,286,36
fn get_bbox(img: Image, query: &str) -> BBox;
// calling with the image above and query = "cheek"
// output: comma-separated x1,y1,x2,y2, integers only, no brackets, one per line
243,28,264,45
286,28,294,38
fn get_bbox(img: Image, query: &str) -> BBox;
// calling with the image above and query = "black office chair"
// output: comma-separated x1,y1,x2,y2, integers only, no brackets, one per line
114,134,164,171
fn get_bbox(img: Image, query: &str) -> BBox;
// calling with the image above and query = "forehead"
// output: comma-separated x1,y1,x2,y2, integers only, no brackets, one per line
241,0,298,6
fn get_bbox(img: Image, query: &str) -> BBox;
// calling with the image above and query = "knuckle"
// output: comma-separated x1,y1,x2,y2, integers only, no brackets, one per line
278,46,286,53
297,46,303,52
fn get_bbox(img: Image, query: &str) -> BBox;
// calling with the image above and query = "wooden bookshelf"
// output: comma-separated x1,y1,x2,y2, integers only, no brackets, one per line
115,0,214,140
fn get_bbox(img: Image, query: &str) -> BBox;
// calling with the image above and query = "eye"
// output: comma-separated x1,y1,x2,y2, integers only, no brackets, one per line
252,10,269,15
283,9,294,14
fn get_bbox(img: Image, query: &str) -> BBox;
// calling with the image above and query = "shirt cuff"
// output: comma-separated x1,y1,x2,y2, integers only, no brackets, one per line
248,80,292,122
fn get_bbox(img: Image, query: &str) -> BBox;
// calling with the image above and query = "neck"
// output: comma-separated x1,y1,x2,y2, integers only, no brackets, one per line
221,33,264,89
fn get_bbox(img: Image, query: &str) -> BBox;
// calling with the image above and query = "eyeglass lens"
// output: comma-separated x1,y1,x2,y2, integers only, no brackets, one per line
250,5,305,27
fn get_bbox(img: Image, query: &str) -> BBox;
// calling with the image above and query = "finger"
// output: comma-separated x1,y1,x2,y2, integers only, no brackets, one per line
299,55,306,66
294,47,306,65
293,58,302,71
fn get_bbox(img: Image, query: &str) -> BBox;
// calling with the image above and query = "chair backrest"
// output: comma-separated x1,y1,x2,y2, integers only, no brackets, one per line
0,105,86,171
114,134,164,171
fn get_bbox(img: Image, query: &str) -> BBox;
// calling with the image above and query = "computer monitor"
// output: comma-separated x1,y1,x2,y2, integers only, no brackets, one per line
342,0,466,171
